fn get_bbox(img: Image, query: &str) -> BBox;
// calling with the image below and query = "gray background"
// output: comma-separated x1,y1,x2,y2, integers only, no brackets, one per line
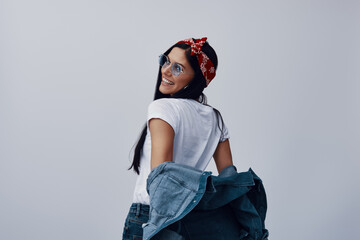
1,0,359,239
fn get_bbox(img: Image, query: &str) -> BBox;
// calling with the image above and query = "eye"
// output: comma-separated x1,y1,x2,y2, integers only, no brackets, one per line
174,64,183,73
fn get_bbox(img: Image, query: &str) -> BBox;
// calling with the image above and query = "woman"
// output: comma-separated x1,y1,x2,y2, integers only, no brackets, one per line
123,37,257,240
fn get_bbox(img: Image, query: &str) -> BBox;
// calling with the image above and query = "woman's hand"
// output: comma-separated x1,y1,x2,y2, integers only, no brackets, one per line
148,118,175,170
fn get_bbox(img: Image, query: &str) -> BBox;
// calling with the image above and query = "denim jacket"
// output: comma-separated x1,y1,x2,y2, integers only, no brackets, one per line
143,161,269,240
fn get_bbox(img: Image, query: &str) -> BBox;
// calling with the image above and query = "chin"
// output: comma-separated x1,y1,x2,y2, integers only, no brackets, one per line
159,86,174,95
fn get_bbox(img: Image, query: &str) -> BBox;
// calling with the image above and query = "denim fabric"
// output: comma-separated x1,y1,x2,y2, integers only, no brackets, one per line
143,161,269,240
143,162,210,240
122,203,150,240
187,167,268,239
123,203,188,240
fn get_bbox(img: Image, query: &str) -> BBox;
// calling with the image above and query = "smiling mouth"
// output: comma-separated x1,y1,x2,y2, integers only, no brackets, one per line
162,78,174,85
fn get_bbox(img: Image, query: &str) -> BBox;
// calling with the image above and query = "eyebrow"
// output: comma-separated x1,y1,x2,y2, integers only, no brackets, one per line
167,56,186,70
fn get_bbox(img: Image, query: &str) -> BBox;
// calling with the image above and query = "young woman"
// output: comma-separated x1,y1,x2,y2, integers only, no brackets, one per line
123,37,234,239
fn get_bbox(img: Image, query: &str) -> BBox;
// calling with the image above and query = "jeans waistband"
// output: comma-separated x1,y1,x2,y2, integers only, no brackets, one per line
129,203,150,217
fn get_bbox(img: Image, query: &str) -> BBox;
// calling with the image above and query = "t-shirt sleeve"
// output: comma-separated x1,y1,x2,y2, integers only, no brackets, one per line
147,99,178,134
219,120,230,142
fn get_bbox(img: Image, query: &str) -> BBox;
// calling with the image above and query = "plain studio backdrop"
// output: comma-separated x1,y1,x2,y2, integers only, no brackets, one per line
0,0,359,239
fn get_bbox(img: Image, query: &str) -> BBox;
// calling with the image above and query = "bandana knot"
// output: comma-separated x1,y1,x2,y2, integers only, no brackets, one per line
176,37,216,87
186,37,207,56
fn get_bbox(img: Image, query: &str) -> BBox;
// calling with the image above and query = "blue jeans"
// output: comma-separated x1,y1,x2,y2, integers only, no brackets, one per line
123,203,190,240
122,203,150,240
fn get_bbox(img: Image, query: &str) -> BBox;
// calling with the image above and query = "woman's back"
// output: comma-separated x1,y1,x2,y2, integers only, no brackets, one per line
132,98,230,204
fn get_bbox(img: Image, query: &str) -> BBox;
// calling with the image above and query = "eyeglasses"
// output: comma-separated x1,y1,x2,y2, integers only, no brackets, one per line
158,54,192,77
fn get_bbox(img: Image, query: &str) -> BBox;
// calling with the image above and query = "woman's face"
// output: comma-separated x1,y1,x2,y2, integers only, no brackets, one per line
159,47,195,96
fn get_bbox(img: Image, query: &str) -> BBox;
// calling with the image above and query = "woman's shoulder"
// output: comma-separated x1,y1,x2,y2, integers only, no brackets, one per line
151,98,192,104
146,99,182,131
148,98,178,111
148,98,213,114
149,98,195,108
150,98,179,105
147,98,181,116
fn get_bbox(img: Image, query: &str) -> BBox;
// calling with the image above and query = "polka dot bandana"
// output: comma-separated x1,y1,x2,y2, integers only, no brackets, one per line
176,37,216,87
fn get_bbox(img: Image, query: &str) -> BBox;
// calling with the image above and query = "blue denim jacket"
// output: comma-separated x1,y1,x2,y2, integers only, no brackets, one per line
143,161,269,240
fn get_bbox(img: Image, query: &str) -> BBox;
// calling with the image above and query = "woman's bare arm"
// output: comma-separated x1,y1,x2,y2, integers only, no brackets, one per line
148,118,175,170
213,139,233,174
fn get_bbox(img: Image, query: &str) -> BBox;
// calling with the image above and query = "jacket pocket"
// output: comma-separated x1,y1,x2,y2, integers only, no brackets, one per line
149,175,192,217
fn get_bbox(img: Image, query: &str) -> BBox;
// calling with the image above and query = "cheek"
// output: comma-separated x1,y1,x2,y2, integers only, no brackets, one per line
182,76,193,85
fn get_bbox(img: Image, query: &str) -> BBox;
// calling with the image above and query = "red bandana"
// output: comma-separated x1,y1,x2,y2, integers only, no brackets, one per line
176,37,216,87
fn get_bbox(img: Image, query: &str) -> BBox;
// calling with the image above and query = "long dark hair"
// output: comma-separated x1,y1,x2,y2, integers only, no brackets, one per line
128,39,226,174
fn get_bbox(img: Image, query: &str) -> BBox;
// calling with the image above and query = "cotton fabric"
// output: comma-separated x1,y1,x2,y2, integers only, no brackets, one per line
132,98,230,205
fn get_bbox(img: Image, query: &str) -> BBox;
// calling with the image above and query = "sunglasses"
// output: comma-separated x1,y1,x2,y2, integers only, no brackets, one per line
158,54,192,77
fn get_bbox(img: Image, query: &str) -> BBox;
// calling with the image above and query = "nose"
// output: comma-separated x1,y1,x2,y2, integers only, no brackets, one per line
162,63,172,76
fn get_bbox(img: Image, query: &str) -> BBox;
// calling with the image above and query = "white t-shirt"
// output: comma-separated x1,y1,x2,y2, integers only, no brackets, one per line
132,98,230,204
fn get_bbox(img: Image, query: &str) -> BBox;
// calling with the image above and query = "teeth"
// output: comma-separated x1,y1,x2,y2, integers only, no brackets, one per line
163,78,174,85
